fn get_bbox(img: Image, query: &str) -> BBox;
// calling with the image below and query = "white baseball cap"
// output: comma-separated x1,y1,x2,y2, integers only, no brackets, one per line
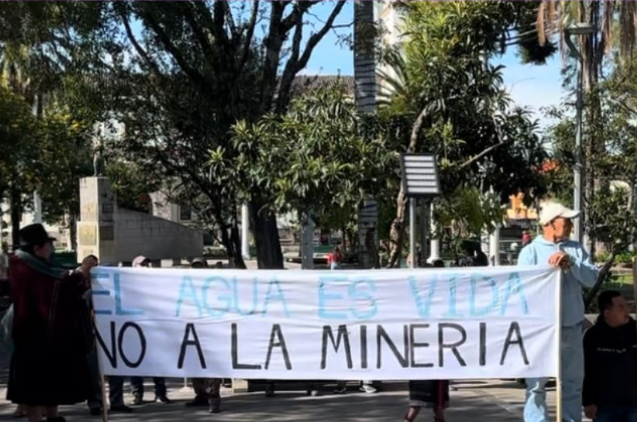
539,202,580,226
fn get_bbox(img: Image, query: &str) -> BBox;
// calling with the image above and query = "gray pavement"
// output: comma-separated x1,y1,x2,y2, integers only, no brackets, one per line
0,379,563,421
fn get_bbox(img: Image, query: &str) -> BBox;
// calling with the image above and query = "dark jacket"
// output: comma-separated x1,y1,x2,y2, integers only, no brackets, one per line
7,256,91,406
583,317,637,407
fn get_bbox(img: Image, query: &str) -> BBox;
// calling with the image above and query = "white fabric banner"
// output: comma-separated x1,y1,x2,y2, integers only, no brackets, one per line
92,266,560,380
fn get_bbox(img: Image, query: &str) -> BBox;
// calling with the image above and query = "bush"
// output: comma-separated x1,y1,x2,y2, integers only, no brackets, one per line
615,251,635,266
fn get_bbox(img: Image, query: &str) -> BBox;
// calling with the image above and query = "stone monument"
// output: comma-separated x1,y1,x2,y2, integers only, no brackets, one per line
77,177,203,265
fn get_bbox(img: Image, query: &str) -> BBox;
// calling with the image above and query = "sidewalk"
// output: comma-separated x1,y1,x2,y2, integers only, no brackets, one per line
0,379,552,422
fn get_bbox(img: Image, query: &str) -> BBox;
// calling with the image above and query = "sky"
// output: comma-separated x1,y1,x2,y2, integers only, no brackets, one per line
303,2,566,130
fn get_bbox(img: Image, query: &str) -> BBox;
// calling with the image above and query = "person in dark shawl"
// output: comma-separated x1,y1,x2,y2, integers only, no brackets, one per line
402,259,449,422
7,224,95,422
402,380,449,422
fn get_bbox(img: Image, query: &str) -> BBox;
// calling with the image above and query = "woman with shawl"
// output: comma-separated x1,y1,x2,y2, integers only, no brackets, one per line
7,224,95,422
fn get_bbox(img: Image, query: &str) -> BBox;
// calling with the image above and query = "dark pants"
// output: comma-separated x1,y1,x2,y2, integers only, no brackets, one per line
130,377,166,398
595,404,637,422
192,378,221,408
86,348,126,409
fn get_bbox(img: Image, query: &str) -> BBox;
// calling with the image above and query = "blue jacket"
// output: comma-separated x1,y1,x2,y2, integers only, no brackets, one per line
518,236,598,326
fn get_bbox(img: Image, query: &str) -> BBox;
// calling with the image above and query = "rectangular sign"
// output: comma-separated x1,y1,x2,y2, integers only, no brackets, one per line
92,266,560,380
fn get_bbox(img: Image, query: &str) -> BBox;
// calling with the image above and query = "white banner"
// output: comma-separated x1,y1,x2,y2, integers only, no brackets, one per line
92,266,560,380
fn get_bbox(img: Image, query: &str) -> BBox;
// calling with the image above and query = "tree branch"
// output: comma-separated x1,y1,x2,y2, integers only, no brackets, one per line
259,1,289,114
296,1,346,72
115,3,162,78
179,2,218,69
136,5,213,97
458,141,508,169
458,114,508,169
275,0,346,113
238,0,259,72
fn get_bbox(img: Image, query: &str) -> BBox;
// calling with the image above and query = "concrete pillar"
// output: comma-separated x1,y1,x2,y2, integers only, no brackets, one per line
428,202,440,262
241,204,250,259
489,226,501,266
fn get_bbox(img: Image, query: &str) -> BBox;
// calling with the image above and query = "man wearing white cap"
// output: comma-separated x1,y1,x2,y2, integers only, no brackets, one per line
518,202,598,422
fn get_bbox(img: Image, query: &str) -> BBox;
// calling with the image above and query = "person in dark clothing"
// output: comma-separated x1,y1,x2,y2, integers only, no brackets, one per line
583,290,637,422
7,224,95,422
402,380,448,422
185,257,222,413
80,257,133,416
129,255,170,405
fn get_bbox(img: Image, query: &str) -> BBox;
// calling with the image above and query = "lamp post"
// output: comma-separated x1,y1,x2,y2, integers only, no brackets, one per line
400,154,441,268
564,23,595,244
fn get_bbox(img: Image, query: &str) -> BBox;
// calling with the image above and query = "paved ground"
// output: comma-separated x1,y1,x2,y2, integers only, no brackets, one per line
0,378,562,422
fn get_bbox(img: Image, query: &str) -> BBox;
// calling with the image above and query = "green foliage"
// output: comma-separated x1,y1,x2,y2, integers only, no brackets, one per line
0,86,37,192
435,187,504,254
230,87,397,230
33,112,94,223
378,1,550,249
544,55,637,260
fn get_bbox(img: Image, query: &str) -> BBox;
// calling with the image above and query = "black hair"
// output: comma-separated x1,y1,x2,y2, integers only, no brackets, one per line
86,254,98,262
597,290,622,315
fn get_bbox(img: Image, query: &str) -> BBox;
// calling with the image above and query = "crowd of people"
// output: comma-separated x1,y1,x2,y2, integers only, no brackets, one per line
1,200,636,422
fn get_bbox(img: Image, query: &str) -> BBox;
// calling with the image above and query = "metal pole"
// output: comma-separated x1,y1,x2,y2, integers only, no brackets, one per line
573,54,584,243
409,198,416,269
429,202,440,262
420,200,428,266
241,204,250,259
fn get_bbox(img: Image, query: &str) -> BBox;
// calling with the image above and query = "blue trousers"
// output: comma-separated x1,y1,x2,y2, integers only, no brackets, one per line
524,324,583,422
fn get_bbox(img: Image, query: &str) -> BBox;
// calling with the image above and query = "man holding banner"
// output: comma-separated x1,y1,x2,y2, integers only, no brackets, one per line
517,202,598,422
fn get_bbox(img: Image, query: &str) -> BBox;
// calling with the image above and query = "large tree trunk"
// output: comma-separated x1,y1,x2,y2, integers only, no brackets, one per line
219,222,247,269
388,107,430,268
250,202,284,269
229,223,247,269
10,186,22,248
69,213,78,251
365,227,381,269
388,189,408,268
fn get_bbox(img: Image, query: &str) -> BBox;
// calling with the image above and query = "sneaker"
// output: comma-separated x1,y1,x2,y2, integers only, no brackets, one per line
110,405,133,414
333,386,347,394
155,395,170,404
359,384,377,394
131,395,143,406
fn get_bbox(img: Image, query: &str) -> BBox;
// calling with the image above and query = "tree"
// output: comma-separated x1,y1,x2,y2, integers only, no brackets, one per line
0,2,108,248
536,1,637,254
380,1,549,267
31,112,94,249
76,1,350,269
0,86,38,246
229,87,396,249
543,55,637,308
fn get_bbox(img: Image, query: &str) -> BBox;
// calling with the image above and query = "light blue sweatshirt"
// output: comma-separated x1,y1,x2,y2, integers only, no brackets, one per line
518,236,598,327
